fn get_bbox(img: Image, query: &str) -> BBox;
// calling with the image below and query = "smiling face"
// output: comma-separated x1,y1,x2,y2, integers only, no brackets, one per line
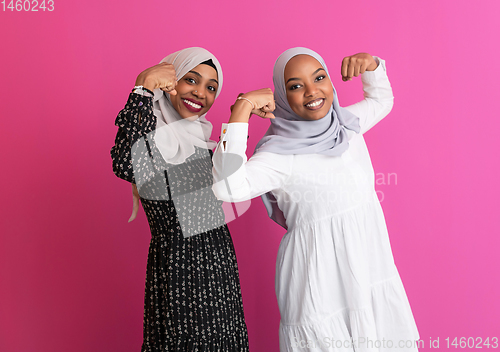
170,63,219,120
284,54,334,121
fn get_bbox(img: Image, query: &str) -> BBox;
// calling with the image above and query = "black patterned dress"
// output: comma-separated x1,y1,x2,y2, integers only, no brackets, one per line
111,93,249,352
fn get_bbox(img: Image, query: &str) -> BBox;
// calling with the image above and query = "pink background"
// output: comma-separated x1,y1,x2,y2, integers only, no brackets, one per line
1,0,499,351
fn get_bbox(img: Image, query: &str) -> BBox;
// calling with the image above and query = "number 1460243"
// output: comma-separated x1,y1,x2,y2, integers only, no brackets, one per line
2,0,54,11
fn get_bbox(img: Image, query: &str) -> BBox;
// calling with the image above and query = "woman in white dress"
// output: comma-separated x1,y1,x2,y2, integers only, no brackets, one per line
212,48,419,352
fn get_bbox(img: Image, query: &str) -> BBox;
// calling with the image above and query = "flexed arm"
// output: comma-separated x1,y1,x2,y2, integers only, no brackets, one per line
212,89,290,203
341,53,394,134
111,62,179,221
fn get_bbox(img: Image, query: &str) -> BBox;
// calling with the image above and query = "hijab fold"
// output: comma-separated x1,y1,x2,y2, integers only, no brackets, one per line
152,47,223,165
255,47,361,229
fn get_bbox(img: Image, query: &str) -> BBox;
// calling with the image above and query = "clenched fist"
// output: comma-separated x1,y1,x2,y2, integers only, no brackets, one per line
135,62,178,95
341,53,378,81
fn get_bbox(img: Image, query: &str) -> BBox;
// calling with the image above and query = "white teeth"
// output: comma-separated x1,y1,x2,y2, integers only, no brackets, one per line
183,99,202,109
306,99,323,107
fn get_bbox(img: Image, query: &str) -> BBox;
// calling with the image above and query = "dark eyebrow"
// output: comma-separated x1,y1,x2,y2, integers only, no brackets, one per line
286,68,325,84
188,70,219,85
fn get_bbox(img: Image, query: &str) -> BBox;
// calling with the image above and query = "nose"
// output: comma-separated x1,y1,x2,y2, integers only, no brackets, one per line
192,86,206,99
304,83,318,97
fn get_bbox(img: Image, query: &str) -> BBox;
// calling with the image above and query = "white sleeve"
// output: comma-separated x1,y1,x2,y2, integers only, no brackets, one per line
212,123,291,203
344,57,394,134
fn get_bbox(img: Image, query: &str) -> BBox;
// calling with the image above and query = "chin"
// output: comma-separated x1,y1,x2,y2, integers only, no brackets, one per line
297,106,330,121
302,112,327,121
185,114,201,121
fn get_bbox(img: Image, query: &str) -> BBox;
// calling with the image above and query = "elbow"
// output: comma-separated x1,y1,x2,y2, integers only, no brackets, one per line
212,181,234,202
377,94,394,120
388,91,394,109
385,96,394,115
211,177,252,203
385,83,395,112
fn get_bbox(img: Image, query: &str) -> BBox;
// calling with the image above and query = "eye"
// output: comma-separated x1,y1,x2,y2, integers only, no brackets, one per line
185,77,196,84
289,84,301,91
207,85,217,92
315,75,326,82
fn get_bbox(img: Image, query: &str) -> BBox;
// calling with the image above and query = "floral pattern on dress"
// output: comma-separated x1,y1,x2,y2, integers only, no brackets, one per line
111,93,249,352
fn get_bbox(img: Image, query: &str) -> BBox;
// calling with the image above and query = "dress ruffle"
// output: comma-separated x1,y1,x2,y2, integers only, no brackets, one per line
279,277,419,352
276,201,419,352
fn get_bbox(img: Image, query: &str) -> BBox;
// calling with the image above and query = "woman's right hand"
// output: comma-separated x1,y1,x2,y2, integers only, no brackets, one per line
229,89,276,123
135,63,178,95
242,89,276,119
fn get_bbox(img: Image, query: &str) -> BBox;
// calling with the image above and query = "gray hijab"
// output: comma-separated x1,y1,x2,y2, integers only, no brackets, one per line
153,47,222,164
254,47,360,229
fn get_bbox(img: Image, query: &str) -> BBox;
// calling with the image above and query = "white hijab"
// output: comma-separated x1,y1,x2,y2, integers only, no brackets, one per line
152,47,223,164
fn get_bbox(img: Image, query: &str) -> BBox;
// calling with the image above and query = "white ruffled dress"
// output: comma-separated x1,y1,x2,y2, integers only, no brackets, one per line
212,59,419,352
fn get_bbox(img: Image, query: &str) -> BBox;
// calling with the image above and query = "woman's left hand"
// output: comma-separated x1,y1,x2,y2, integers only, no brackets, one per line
128,183,140,223
341,53,378,81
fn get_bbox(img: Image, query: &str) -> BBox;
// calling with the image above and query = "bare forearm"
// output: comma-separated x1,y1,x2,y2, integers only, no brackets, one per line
228,99,253,123
135,73,157,92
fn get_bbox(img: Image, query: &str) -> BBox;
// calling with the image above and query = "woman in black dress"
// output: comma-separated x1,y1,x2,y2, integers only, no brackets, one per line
111,47,249,352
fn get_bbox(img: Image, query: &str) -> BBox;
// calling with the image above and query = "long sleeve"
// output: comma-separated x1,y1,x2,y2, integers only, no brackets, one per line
110,93,159,184
212,123,292,203
344,57,394,134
